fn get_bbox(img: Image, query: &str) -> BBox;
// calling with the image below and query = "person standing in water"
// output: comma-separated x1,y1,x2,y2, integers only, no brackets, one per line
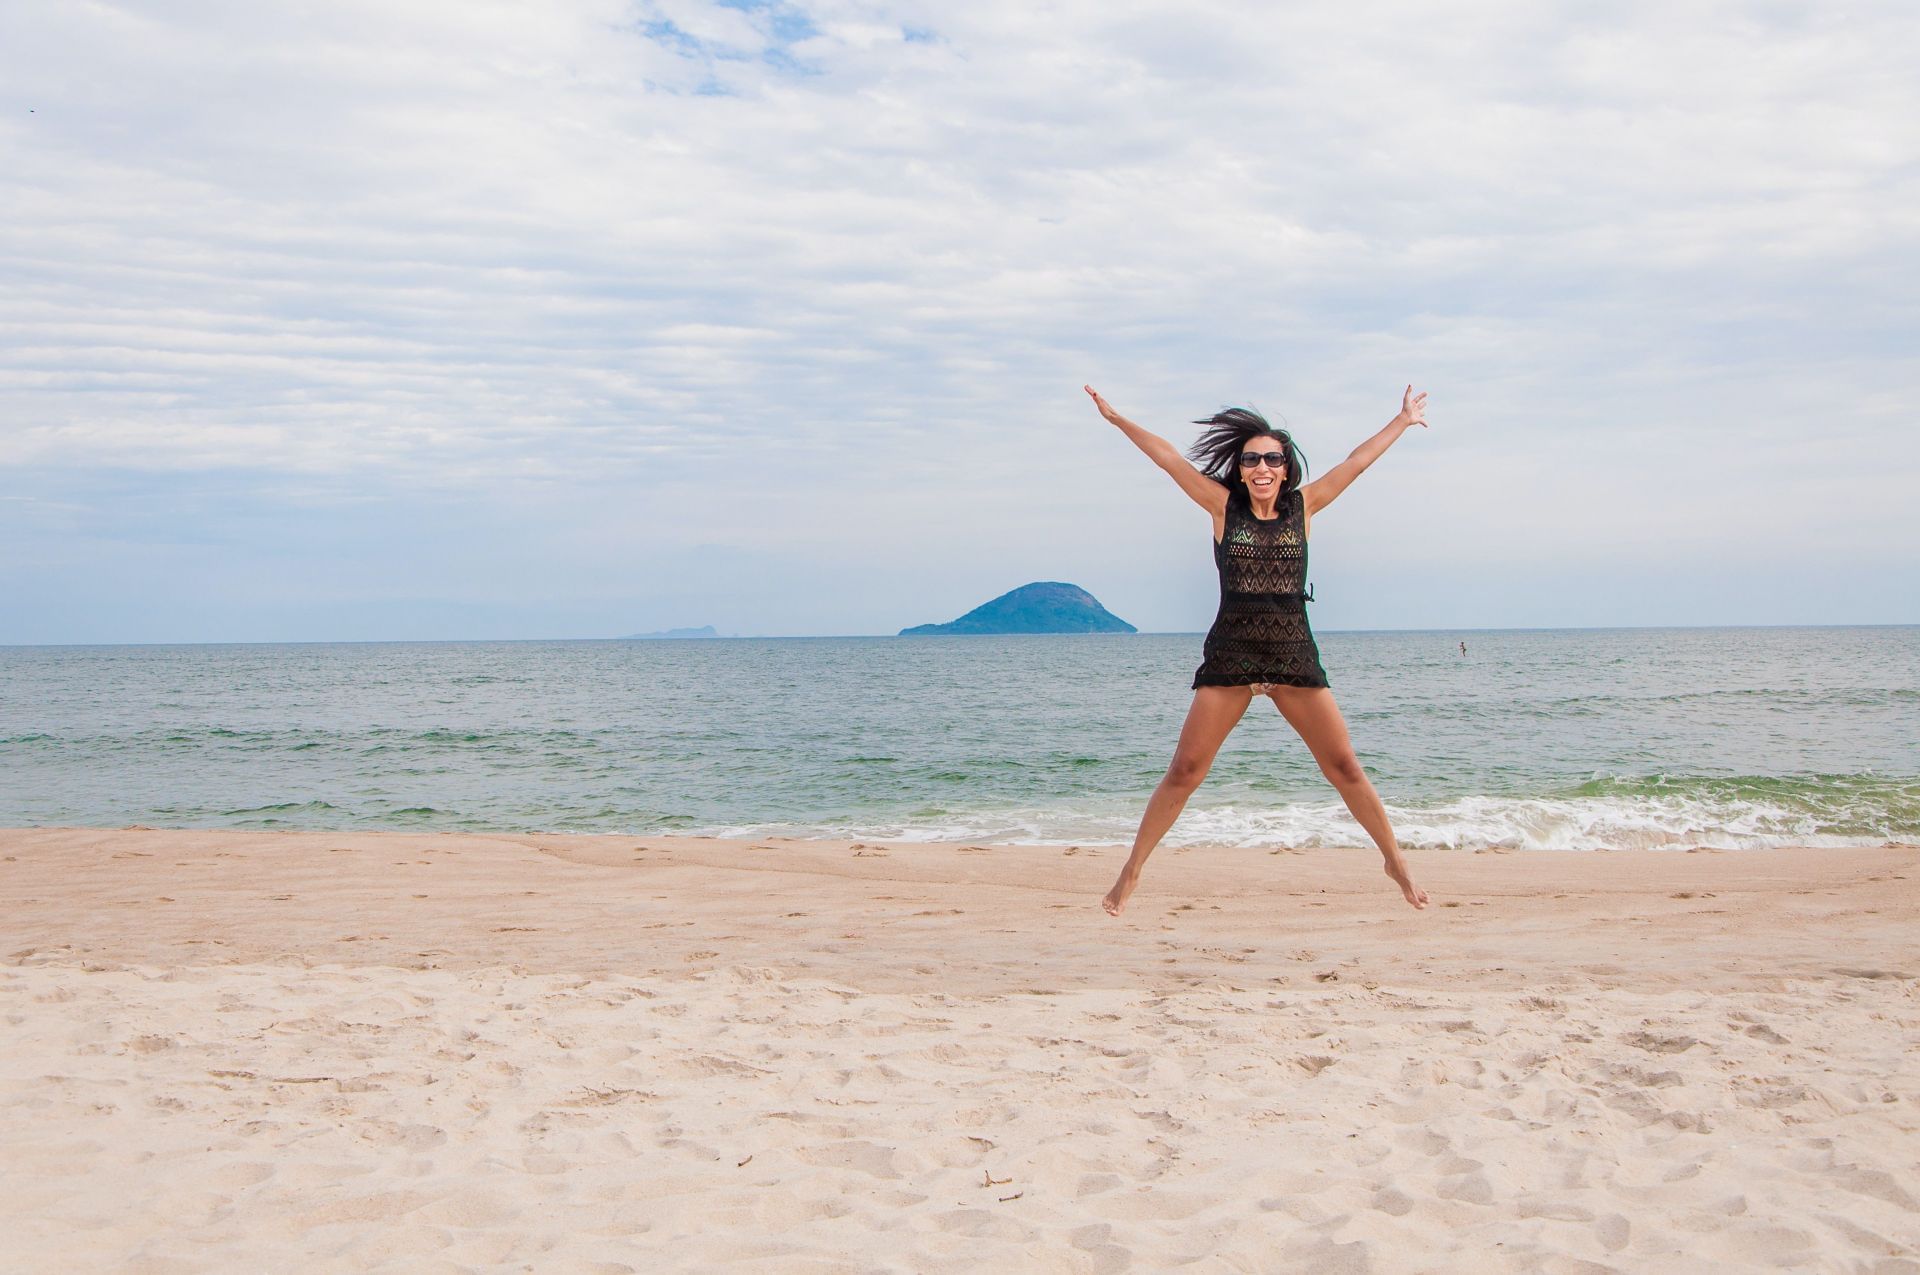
1082,384,1431,915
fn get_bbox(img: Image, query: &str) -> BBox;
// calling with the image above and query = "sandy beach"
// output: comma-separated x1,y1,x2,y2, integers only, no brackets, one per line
3,826,1916,1272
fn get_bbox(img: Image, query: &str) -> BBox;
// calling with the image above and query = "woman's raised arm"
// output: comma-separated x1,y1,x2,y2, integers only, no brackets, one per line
1301,385,1429,517
1085,386,1228,516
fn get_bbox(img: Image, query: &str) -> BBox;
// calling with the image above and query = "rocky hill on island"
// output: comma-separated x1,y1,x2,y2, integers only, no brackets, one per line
900,582,1135,636
621,625,723,640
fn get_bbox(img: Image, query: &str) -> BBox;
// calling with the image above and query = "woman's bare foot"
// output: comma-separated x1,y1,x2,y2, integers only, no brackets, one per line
1383,850,1428,909
1103,869,1141,916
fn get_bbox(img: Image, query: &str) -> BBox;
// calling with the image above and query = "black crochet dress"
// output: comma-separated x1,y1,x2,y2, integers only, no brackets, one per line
1191,486,1329,690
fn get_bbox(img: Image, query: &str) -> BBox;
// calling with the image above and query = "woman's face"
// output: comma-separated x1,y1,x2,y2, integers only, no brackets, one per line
1239,434,1288,499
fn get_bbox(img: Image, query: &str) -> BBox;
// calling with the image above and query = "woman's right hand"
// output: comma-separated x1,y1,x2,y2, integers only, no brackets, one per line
1084,385,1121,423
1087,385,1227,516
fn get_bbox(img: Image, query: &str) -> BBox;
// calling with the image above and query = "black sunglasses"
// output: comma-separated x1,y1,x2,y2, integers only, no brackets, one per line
1238,451,1288,469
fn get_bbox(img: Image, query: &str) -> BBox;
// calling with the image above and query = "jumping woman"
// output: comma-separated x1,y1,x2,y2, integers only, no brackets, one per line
1082,384,1432,916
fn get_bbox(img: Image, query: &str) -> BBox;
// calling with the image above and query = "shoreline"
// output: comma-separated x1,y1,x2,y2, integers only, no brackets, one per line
6,825,1918,990
5,826,1916,1270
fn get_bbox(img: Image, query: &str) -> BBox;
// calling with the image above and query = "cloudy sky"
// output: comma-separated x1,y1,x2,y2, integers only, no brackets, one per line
3,0,1916,642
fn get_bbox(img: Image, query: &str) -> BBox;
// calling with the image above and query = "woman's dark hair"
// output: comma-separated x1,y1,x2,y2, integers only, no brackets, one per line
1188,407,1308,506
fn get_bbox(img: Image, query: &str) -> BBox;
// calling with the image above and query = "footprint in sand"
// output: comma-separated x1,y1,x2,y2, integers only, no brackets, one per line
1371,1186,1416,1216
1435,1171,1495,1204
1624,1030,1699,1054
795,1140,903,1180
205,1162,276,1190
356,1120,447,1151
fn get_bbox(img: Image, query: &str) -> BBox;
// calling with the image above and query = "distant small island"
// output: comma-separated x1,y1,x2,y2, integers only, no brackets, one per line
622,625,725,640
900,582,1135,636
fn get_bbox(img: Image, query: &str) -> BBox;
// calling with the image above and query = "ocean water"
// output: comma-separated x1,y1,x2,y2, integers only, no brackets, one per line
1,627,1915,852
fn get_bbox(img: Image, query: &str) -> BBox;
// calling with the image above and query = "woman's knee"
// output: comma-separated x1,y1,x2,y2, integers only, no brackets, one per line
1319,750,1367,788
1164,753,1212,791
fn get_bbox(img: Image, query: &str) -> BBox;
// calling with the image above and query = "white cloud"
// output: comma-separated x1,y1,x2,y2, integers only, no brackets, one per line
1,0,1916,637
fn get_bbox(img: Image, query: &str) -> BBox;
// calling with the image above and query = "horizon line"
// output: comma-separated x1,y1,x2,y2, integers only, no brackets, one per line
4,620,1918,650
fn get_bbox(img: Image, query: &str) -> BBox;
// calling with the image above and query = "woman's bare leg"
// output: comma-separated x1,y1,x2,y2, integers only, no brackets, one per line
1268,686,1429,909
1104,686,1253,916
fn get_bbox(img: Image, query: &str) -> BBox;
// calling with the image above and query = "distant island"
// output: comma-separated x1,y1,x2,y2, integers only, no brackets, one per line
900,582,1136,636
621,625,725,640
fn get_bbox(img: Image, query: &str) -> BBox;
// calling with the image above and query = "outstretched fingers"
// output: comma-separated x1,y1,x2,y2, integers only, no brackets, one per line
1401,384,1429,427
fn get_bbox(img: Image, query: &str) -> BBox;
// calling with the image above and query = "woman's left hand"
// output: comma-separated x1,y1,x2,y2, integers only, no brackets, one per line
1397,385,1429,428
1084,384,1123,424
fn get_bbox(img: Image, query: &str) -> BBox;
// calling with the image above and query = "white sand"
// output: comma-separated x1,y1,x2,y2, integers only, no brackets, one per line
3,827,1917,1272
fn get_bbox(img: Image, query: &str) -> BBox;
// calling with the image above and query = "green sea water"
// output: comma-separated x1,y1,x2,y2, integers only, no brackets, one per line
1,626,1914,850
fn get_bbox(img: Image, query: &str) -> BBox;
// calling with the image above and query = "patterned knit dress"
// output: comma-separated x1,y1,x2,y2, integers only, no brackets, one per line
1191,486,1329,690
